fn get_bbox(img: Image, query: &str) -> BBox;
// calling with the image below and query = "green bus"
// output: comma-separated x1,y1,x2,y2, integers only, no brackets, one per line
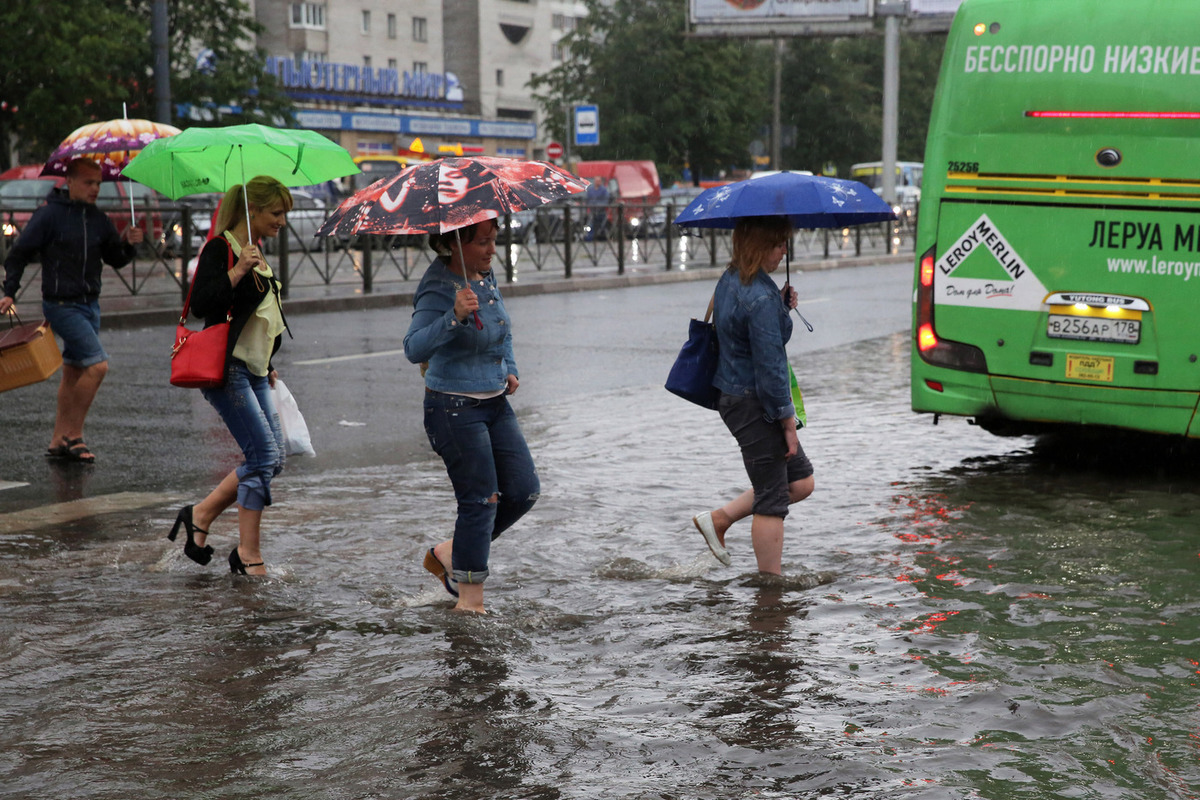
912,0,1200,437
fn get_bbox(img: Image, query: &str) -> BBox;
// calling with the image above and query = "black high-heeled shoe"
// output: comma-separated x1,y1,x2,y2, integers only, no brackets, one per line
167,505,214,565
229,546,265,575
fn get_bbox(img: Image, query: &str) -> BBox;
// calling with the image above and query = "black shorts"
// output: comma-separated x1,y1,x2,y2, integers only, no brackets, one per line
718,393,813,518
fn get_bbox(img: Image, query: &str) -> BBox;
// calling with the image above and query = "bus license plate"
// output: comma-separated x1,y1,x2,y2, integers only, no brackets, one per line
1047,314,1140,344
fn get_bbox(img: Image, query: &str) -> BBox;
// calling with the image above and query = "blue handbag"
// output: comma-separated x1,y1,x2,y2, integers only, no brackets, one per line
665,296,719,410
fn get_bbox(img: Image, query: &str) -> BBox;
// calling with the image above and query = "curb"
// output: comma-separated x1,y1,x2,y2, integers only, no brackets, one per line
101,252,913,331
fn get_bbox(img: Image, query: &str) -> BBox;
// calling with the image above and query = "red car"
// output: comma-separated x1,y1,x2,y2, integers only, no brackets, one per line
0,165,65,245
0,164,164,247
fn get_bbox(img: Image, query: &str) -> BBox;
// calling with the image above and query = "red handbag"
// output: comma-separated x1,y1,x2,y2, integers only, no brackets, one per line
170,245,232,389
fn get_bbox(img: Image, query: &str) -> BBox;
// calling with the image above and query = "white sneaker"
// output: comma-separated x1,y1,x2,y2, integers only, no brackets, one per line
692,511,732,566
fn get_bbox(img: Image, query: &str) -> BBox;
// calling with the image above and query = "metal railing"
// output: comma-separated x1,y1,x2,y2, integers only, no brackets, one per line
0,198,916,305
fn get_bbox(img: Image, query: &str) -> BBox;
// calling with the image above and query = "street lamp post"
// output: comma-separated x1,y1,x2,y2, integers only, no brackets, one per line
877,1,909,207
152,0,171,124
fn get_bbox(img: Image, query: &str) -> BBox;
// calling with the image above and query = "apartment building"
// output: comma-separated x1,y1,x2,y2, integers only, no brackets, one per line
254,0,586,160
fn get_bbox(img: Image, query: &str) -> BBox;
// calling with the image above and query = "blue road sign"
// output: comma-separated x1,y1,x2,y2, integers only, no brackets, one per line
574,105,599,146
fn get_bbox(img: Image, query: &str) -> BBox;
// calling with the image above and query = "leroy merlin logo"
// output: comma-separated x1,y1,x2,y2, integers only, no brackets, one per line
934,213,1047,310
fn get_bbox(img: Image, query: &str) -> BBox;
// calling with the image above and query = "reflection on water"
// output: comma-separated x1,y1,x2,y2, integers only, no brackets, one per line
2,331,1199,798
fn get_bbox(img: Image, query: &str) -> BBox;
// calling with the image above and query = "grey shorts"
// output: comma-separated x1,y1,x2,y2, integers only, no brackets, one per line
718,393,813,518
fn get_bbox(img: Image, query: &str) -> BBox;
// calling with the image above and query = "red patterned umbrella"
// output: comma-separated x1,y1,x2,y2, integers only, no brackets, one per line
316,156,590,237
41,118,182,181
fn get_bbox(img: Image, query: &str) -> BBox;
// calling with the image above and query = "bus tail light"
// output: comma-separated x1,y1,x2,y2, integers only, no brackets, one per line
918,323,939,351
915,246,989,373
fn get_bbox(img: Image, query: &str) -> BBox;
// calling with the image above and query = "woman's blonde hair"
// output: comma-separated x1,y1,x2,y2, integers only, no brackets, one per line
730,216,793,285
214,175,294,235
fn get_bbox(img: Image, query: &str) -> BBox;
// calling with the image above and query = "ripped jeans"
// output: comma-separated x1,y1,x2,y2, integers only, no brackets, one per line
423,390,540,584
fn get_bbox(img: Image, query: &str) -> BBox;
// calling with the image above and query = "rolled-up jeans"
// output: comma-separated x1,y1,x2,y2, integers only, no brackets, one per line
423,390,540,584
201,360,285,512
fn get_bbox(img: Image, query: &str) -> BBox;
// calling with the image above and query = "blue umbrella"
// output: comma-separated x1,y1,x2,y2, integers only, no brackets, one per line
676,171,895,331
673,171,896,229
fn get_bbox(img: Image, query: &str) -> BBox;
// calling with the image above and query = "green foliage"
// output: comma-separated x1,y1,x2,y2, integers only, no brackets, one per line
781,30,946,177
133,0,293,128
529,0,771,184
530,0,946,183
0,0,146,167
0,0,293,170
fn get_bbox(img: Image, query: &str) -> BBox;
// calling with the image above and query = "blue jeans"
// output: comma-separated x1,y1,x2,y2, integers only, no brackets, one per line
42,299,106,368
423,390,540,584
201,360,284,512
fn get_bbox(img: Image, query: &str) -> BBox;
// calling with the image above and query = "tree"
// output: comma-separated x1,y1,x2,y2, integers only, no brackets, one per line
0,0,293,171
131,0,294,129
780,30,946,177
529,0,772,185
0,0,147,169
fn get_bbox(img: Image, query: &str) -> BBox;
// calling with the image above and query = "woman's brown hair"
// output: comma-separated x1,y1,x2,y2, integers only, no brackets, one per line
428,218,499,259
730,216,793,285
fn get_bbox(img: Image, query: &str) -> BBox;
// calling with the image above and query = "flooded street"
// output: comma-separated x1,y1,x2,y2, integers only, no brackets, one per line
2,273,1199,799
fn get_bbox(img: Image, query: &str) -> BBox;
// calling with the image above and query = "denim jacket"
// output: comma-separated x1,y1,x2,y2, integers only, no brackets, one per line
712,267,794,422
403,257,517,393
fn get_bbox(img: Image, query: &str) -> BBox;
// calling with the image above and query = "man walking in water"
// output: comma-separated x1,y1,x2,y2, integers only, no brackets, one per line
0,157,143,463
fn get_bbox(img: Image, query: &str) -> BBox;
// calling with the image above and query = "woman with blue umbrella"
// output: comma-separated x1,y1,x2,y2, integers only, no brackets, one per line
679,172,892,572
690,215,814,574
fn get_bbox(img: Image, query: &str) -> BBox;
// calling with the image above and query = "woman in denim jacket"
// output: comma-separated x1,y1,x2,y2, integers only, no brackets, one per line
692,216,814,575
403,219,540,613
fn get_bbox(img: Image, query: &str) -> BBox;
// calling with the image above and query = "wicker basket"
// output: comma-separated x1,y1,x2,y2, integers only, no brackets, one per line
0,319,62,393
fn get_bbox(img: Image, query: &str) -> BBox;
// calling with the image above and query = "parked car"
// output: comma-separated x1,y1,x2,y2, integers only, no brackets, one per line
95,180,167,249
0,176,63,244
160,194,220,257
0,169,166,253
640,185,709,238
499,210,538,244
749,169,813,180
262,189,329,253
165,189,328,256
505,196,587,244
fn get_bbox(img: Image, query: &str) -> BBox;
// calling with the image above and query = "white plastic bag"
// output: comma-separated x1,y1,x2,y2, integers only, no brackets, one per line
272,379,315,456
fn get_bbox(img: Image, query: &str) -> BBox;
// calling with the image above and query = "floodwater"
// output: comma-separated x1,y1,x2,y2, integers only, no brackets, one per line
2,331,1199,799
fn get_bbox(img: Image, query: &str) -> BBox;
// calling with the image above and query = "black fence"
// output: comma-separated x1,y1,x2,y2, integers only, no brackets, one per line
0,197,916,305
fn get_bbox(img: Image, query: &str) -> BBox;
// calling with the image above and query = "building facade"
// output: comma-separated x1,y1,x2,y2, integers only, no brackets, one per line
254,0,585,161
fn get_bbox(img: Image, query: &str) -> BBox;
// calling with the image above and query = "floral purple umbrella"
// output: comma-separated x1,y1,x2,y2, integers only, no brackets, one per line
41,118,182,181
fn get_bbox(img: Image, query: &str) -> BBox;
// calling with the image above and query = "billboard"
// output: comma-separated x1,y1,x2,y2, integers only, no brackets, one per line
690,0,871,23
909,0,964,14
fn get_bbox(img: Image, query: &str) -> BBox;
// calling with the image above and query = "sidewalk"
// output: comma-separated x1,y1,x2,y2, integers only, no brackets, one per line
99,247,915,330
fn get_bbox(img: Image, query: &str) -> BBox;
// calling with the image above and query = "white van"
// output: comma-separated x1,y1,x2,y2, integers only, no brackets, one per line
749,169,813,180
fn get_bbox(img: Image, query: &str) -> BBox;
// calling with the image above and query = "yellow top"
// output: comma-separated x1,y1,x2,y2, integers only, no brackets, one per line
224,233,285,377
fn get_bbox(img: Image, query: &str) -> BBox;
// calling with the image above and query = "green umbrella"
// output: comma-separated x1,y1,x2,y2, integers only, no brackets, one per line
122,123,359,199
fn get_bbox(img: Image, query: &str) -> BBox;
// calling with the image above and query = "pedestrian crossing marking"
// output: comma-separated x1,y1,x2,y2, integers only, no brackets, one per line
0,491,174,534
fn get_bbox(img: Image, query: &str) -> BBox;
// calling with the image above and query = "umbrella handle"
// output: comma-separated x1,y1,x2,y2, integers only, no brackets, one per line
783,250,812,331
